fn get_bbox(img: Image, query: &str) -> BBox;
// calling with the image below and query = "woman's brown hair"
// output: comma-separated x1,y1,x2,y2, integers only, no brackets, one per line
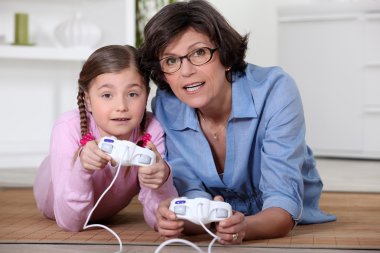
139,0,248,93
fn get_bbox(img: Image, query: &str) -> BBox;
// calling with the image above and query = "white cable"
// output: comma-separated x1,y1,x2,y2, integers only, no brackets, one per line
83,146,129,253
154,238,203,253
196,204,220,253
155,203,220,253
82,143,220,253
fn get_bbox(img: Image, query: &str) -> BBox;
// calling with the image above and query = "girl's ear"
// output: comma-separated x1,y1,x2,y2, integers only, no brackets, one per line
84,91,92,112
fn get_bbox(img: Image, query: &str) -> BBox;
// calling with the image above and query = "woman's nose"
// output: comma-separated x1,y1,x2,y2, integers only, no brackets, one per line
180,58,196,76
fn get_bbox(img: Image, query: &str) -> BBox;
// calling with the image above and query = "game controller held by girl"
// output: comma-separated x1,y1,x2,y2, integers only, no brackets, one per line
98,136,156,167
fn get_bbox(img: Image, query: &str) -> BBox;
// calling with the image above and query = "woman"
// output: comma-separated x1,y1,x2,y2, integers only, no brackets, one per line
140,0,336,245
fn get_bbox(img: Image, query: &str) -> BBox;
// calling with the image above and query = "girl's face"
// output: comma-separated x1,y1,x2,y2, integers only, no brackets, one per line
161,28,230,110
84,68,148,140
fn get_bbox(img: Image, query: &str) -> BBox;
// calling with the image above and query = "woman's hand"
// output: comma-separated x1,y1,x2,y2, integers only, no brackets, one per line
156,198,184,238
79,140,112,171
138,141,170,189
213,195,246,245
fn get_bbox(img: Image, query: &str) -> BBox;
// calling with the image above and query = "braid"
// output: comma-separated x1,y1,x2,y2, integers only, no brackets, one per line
140,110,147,134
77,89,88,137
136,110,150,147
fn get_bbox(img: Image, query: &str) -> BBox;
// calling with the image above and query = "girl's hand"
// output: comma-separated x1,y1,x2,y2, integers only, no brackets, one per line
213,195,246,245
79,140,112,171
138,141,170,189
156,198,184,238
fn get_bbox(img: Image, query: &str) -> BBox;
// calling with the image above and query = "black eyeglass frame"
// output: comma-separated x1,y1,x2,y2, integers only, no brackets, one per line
159,47,218,74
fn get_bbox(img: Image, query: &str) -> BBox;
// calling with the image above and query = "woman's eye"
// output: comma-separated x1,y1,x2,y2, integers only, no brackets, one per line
165,57,178,66
193,48,206,57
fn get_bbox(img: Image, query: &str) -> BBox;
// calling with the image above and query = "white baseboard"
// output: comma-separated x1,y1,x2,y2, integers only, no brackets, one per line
316,158,380,192
1,158,379,192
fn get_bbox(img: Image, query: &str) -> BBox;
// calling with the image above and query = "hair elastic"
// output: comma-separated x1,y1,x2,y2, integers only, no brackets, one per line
80,132,95,146
137,133,151,147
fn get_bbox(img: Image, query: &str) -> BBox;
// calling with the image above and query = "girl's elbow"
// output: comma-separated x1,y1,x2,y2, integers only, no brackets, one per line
56,218,84,232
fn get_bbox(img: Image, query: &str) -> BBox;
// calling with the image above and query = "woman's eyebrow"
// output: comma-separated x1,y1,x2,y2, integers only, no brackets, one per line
161,42,208,57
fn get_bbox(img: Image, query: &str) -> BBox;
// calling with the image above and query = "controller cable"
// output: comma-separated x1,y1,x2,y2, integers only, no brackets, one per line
83,145,132,253
154,204,220,253
82,144,219,253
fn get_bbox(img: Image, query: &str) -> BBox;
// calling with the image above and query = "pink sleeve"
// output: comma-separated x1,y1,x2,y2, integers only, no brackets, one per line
48,119,95,232
138,116,178,230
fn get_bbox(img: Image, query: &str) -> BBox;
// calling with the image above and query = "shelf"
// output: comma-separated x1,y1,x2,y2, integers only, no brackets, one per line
278,1,380,17
278,14,358,23
365,61,380,67
364,105,380,115
0,45,93,61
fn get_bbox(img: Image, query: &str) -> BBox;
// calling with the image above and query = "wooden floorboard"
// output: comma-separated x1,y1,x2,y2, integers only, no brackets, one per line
0,188,379,250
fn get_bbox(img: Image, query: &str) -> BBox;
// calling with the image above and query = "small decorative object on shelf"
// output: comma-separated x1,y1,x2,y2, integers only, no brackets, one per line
54,12,102,49
13,12,33,46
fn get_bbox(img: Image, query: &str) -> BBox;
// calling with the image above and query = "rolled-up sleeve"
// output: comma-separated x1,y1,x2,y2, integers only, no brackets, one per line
259,74,305,222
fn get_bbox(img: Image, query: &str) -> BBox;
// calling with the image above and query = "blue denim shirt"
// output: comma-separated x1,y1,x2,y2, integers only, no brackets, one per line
152,64,336,224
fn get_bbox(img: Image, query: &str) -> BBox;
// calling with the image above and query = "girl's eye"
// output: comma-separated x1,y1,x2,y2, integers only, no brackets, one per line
101,93,112,99
128,92,139,98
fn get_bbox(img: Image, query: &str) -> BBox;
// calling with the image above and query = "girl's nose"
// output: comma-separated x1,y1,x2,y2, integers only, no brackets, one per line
116,99,128,112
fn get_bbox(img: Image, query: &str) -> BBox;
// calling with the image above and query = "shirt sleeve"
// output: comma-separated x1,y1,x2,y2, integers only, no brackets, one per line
259,73,305,222
48,120,96,232
137,116,178,230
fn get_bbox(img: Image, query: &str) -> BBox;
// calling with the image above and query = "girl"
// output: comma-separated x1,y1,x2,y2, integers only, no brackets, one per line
34,45,178,232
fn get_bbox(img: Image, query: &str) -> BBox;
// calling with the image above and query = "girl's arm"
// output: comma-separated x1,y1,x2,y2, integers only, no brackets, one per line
48,120,96,232
138,116,178,230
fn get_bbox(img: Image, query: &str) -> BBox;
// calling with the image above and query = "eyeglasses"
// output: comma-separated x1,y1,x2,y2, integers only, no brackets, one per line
159,47,218,74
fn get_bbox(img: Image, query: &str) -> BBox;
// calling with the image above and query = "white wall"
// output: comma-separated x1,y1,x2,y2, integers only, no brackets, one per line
209,0,380,159
208,0,278,66
208,0,325,66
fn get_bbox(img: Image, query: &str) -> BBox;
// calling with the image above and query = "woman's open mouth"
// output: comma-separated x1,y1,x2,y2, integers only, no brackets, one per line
184,82,204,92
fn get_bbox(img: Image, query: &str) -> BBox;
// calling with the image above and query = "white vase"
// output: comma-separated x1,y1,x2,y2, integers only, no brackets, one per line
54,12,102,48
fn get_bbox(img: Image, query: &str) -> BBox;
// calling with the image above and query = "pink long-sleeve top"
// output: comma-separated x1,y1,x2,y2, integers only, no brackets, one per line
33,110,178,232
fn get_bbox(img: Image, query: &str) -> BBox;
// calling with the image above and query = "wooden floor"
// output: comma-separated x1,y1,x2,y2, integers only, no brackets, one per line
0,188,379,253
0,244,378,253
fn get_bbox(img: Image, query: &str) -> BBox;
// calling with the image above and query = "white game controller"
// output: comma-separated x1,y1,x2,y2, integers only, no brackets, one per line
98,136,156,166
169,197,232,225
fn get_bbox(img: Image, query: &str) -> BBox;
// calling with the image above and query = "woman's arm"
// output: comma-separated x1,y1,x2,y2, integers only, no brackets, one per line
216,207,294,244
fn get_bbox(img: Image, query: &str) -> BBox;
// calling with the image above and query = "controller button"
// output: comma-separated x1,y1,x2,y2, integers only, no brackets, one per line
138,154,152,164
216,208,228,218
100,143,113,154
174,205,186,215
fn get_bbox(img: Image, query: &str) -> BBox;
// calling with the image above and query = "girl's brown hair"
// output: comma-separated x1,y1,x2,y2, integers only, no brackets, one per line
77,45,150,138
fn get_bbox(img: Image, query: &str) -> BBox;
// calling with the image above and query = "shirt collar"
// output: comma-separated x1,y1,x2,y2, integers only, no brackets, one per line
231,71,258,119
167,70,258,131
168,101,199,131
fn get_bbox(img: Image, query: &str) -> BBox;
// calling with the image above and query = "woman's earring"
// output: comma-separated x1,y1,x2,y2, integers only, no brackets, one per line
226,67,231,71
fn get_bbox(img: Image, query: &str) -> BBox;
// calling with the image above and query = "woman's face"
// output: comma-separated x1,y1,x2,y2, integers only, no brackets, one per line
161,28,230,110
